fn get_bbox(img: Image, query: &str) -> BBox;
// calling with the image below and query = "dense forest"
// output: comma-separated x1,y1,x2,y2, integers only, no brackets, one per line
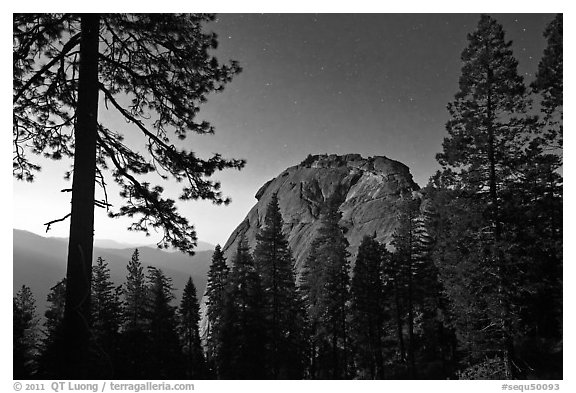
13,14,562,380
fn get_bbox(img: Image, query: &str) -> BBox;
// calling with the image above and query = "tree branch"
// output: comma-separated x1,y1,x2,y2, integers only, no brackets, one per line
13,33,81,104
96,132,164,220
44,212,71,232
98,53,194,135
13,14,73,64
98,82,176,156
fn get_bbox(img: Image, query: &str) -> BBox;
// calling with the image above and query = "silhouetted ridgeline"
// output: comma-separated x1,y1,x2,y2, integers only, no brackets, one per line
13,229,212,313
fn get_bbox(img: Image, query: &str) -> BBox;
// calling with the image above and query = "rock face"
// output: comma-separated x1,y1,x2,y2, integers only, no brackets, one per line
221,153,419,269
199,154,419,339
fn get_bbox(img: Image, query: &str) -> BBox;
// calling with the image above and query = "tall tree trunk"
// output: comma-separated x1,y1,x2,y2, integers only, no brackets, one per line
331,319,338,379
61,13,100,378
486,66,514,379
309,322,317,379
407,273,416,378
341,281,348,378
407,209,417,379
394,281,406,365
272,241,279,378
375,315,385,379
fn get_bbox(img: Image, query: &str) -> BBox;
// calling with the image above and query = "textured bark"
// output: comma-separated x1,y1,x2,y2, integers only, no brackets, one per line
486,64,513,379
61,13,100,378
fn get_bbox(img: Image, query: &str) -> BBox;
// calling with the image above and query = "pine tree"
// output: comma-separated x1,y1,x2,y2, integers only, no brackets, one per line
179,277,206,379
301,195,350,379
319,198,351,379
117,249,150,378
44,279,67,345
146,267,183,379
204,244,229,377
391,197,420,378
390,195,453,379
13,285,39,378
349,235,385,379
123,249,147,331
531,13,562,150
299,238,323,378
90,257,122,377
383,247,407,373
253,193,307,378
378,242,410,377
37,278,66,377
427,181,502,375
13,15,244,374
218,237,266,379
512,14,563,377
498,144,562,377
433,14,552,378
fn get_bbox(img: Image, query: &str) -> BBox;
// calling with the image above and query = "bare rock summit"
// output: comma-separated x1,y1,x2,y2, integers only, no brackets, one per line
199,153,419,339
222,153,419,270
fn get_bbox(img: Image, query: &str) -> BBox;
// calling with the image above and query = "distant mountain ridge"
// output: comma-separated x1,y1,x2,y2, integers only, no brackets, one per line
45,234,215,252
13,229,213,315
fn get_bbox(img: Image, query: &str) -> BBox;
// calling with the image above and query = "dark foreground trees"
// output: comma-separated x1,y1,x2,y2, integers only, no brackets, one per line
145,267,184,379
388,196,456,379
253,194,307,378
434,14,535,377
301,196,351,379
29,251,206,379
431,14,562,379
91,257,122,376
531,14,563,152
179,277,206,378
204,245,229,376
349,235,386,379
14,13,561,381
37,279,67,377
13,285,39,379
117,249,151,379
218,238,266,379
13,13,243,376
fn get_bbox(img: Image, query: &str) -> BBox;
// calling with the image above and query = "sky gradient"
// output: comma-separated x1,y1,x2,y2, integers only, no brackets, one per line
13,13,555,247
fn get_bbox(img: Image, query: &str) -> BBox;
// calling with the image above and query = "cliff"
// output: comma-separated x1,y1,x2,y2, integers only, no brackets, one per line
199,153,419,339
221,153,419,269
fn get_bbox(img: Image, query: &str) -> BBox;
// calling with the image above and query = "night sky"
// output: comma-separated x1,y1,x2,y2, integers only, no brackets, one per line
13,13,556,247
